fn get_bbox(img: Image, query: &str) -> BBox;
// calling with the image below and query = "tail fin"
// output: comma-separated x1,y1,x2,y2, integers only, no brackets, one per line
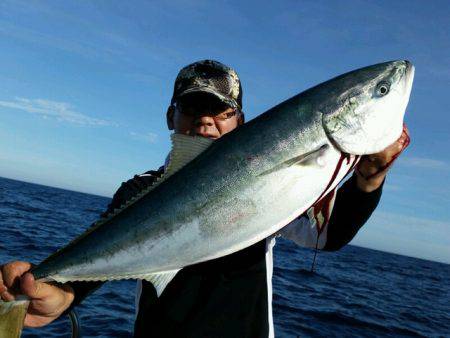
0,297,29,338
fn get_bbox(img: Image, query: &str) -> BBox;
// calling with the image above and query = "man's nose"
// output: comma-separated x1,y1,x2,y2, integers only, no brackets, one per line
194,115,215,127
193,115,220,138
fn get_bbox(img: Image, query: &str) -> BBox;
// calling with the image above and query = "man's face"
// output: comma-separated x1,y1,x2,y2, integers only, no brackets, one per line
167,93,244,139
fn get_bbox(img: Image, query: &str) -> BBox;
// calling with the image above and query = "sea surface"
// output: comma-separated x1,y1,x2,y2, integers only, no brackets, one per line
0,176,448,337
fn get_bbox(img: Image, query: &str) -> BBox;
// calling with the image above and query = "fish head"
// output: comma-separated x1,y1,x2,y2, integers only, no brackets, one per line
321,60,414,155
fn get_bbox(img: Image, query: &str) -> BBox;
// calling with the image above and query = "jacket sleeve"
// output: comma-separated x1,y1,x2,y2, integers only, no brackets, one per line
322,174,383,251
66,169,163,310
279,173,383,251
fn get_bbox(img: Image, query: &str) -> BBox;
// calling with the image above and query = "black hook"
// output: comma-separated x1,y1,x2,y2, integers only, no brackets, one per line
68,309,80,338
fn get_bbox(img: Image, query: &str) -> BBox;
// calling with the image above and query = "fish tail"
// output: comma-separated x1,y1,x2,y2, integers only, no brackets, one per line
0,297,29,338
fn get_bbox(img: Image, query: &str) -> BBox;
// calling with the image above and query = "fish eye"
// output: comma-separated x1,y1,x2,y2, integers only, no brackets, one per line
375,81,390,96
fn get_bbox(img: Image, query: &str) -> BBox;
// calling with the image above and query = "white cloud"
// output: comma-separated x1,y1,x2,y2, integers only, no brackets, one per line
374,211,449,231
396,156,448,170
130,131,158,143
0,97,115,126
353,210,450,264
383,183,402,192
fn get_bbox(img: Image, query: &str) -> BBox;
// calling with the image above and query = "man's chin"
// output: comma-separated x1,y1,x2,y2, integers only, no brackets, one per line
195,133,218,140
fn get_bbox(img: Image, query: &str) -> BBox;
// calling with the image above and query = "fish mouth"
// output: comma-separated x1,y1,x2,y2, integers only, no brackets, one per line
404,60,414,74
403,60,415,97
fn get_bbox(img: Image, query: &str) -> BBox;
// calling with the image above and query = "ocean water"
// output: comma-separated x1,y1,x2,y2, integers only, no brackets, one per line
0,176,448,337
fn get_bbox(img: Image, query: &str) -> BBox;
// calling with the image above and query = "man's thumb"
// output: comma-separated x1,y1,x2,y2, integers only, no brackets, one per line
20,272,51,299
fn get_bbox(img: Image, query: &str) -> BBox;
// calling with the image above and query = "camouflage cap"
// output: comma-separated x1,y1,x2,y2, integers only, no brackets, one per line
171,60,243,109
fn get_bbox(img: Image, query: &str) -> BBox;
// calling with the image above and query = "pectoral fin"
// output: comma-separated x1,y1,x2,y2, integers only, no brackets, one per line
259,144,329,176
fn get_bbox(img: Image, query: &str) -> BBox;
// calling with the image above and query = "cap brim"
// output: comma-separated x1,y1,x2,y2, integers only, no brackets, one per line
177,87,239,109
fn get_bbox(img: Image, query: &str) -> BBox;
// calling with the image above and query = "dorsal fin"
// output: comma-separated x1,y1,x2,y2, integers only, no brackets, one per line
88,134,214,229
165,134,214,178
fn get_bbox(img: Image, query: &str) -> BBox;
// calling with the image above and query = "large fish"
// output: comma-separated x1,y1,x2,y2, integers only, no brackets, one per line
1,61,414,328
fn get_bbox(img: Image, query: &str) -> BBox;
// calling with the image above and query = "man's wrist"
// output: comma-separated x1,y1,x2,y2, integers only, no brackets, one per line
56,283,76,319
62,283,75,306
355,171,386,193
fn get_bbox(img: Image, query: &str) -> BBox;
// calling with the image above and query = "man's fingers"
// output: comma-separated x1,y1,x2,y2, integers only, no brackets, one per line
367,136,406,163
356,123,410,182
0,269,5,291
2,261,32,288
398,124,410,148
1,290,16,301
20,272,38,297
399,132,408,145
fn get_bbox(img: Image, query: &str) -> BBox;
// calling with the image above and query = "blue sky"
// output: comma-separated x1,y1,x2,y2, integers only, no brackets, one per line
0,0,449,263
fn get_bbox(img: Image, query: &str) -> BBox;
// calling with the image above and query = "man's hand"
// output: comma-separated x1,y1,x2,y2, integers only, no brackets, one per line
356,124,410,192
0,261,75,328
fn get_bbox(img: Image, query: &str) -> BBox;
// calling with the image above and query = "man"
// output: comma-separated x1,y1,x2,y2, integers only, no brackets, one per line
0,60,409,337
